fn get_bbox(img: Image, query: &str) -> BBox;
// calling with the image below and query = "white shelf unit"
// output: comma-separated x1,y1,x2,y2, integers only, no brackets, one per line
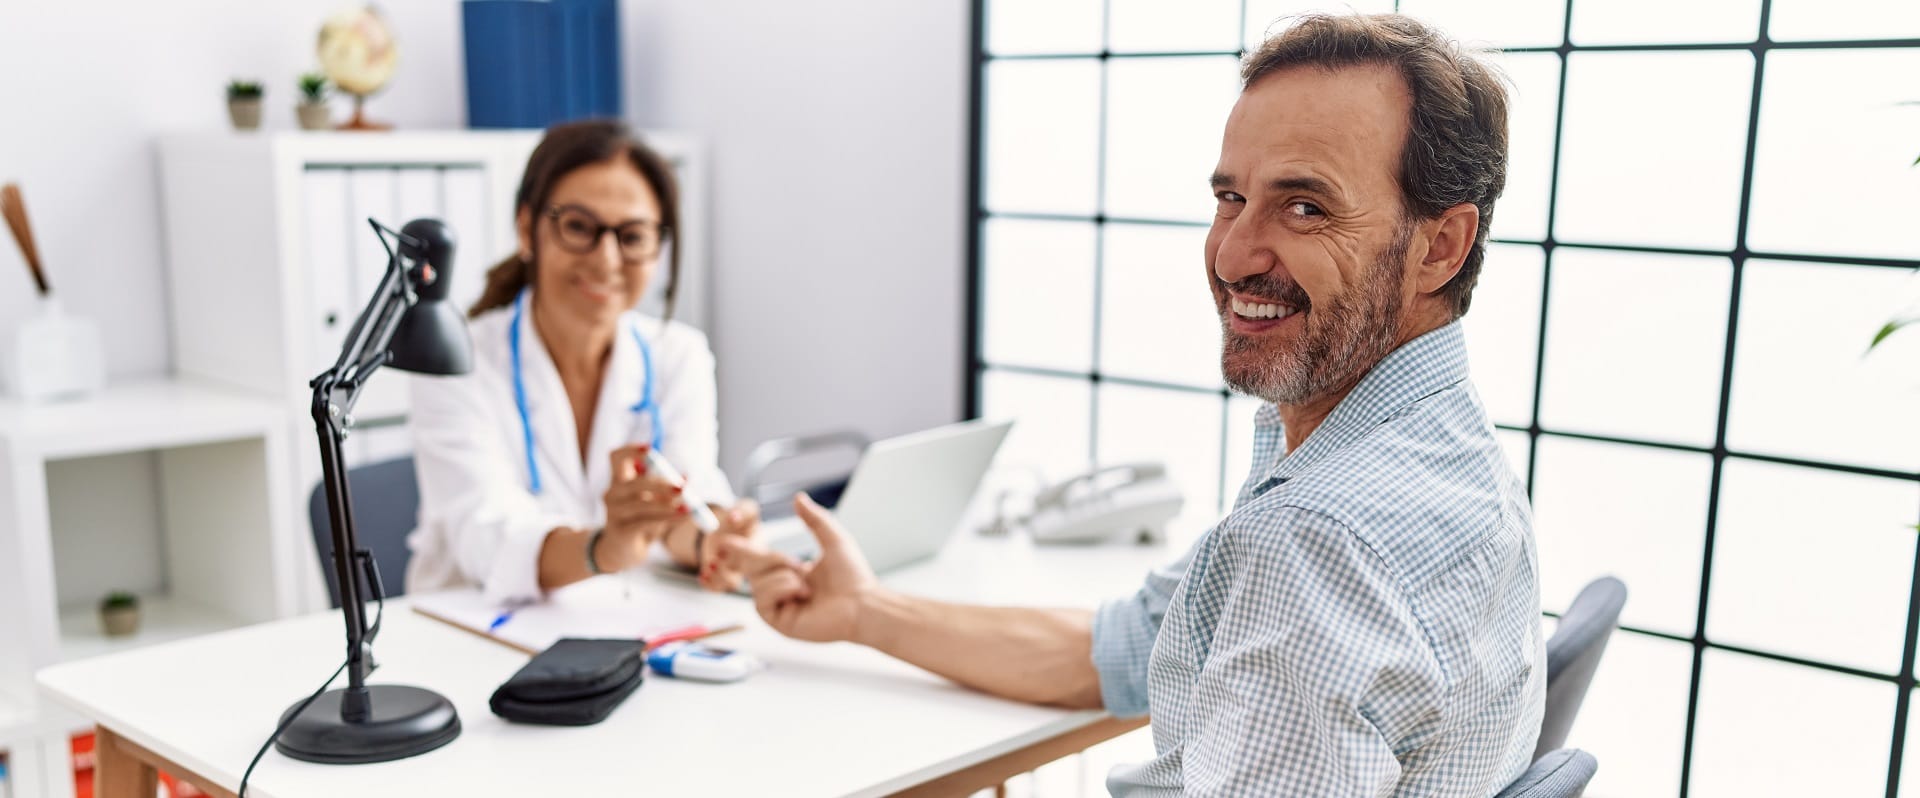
155,130,710,614
0,378,302,798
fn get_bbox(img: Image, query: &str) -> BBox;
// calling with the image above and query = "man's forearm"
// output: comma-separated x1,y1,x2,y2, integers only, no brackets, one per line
853,588,1104,709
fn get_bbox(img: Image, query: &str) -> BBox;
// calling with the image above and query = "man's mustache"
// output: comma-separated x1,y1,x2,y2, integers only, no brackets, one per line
1216,273,1312,311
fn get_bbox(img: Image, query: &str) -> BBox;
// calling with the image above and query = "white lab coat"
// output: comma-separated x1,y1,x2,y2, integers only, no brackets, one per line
405,300,734,604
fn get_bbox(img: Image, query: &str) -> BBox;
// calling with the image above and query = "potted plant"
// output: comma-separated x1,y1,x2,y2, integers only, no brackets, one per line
227,79,264,131
99,591,140,637
296,72,332,131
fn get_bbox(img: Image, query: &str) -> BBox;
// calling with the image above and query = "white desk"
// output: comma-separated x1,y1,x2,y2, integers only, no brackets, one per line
35,532,1177,798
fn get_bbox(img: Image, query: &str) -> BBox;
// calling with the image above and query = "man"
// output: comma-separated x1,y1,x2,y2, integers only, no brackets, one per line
716,13,1543,795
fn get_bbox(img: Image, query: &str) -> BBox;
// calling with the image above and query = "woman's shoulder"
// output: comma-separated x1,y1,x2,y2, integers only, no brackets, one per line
625,311,713,358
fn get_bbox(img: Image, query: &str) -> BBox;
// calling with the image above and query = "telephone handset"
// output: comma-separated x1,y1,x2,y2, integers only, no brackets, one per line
1019,461,1186,545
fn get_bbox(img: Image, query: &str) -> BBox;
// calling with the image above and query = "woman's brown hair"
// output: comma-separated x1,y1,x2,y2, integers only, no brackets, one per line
469,118,682,321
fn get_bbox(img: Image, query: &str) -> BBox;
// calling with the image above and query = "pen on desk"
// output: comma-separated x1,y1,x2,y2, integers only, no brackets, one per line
487,610,514,634
643,622,743,650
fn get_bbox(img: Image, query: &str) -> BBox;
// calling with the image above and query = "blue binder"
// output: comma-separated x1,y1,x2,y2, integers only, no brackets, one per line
463,0,623,129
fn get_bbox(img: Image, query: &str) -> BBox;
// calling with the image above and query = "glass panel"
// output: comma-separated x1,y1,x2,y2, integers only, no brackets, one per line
1746,49,1920,261
1462,243,1544,428
986,0,1103,56
1108,0,1240,53
1690,650,1896,796
1564,633,1693,798
1099,223,1224,388
1096,383,1226,540
1242,0,1396,51
1396,0,1566,48
1533,437,1710,637
1709,459,1918,674
1224,394,1268,511
1496,428,1530,484
1539,249,1731,447
1103,56,1243,223
1554,51,1753,250
1570,0,1760,45
981,369,1094,482
1727,260,1920,473
1770,0,1920,41
982,218,1098,372
1485,52,1560,243
985,59,1102,216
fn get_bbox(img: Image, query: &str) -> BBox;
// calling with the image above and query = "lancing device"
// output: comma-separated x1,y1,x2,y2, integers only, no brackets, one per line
643,448,721,533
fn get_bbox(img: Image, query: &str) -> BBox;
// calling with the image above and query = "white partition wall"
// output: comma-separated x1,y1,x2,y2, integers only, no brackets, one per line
967,1,1920,795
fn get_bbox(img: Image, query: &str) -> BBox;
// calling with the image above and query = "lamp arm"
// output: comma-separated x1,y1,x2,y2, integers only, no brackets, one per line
306,247,417,714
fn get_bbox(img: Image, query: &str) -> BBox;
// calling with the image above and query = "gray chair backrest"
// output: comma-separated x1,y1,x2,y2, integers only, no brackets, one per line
1494,749,1598,798
1537,576,1627,758
307,456,420,609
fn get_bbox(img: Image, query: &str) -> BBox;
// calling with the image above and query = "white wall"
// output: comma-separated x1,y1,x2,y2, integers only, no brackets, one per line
621,0,972,480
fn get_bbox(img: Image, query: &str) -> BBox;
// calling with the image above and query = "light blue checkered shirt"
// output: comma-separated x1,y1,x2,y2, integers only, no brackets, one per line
1092,322,1545,796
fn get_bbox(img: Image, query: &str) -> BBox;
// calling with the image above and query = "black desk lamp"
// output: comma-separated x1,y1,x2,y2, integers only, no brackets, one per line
274,218,470,763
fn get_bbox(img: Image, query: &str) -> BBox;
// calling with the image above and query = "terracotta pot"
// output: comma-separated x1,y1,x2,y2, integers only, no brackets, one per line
228,98,263,131
100,605,140,637
297,101,332,131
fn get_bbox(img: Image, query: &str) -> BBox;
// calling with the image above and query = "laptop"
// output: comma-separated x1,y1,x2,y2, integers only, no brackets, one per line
761,418,1013,573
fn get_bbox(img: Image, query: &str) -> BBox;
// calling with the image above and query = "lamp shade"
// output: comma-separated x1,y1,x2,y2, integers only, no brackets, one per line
389,299,471,375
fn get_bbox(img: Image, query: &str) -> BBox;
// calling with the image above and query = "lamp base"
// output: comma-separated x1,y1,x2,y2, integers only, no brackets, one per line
273,684,460,764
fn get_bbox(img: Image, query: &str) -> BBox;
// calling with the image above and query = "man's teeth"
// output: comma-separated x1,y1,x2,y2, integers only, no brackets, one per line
1231,297,1299,320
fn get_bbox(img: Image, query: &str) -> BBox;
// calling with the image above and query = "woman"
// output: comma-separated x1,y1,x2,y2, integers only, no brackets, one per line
407,119,756,603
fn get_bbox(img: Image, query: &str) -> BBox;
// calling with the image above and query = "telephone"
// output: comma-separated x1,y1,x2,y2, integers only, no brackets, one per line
1004,462,1186,545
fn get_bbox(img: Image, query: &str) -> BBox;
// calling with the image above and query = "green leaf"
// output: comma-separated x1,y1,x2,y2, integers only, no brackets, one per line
1871,317,1916,352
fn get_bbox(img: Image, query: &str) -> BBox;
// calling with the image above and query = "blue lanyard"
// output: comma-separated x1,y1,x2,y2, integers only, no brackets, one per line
509,290,661,495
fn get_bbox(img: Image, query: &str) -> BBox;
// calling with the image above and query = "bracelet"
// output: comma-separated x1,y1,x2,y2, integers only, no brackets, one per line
585,527,608,575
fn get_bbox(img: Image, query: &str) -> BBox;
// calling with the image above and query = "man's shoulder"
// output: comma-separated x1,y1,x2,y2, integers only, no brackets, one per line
1260,381,1527,591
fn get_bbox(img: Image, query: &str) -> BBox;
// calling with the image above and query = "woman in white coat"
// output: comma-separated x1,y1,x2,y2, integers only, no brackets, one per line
407,119,757,603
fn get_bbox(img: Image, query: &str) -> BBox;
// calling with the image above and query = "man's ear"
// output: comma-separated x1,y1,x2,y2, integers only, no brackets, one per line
1412,202,1479,296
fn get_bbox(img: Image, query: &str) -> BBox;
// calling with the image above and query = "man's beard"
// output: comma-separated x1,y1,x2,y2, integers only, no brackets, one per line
1218,227,1411,406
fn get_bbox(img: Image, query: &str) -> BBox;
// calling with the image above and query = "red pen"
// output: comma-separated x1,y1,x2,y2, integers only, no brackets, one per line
643,622,742,650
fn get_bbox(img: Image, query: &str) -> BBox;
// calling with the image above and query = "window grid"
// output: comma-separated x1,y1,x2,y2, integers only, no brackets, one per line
964,0,1920,794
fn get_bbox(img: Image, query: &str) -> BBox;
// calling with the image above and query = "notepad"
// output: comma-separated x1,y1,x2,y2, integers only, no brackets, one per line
412,575,749,655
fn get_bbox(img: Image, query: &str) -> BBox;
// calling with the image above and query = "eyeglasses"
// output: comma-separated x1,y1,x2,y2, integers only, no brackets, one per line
545,205,666,261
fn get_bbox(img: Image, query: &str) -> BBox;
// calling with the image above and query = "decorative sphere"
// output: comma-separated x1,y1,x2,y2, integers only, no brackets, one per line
317,5,399,97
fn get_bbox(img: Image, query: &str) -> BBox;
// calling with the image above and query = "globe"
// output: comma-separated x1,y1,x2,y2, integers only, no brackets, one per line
317,5,399,129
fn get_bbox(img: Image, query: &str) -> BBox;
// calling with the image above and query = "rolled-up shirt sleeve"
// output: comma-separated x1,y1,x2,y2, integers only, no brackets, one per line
1091,543,1197,718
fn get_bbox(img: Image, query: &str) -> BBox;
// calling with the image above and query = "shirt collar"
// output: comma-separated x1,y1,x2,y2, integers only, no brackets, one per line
1259,321,1472,483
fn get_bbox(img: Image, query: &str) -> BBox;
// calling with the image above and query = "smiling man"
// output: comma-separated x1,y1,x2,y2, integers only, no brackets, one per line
721,13,1543,795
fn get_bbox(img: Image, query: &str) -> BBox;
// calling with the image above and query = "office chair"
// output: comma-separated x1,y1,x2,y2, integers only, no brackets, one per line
740,429,868,518
1538,576,1628,758
1494,749,1598,798
306,456,421,608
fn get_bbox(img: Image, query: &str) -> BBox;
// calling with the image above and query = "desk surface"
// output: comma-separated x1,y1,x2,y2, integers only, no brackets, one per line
37,533,1176,798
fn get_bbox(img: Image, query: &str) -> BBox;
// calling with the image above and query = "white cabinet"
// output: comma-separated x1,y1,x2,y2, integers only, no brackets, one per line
155,130,710,611
0,380,300,798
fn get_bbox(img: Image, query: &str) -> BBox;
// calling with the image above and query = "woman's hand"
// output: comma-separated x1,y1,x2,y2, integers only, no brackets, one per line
697,498,762,592
598,443,695,572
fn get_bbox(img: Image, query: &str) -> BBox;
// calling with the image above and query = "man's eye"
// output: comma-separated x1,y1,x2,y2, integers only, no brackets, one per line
1216,192,1245,205
1285,201,1324,218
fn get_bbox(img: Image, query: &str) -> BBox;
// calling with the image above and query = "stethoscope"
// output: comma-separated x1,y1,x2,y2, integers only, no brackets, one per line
509,289,661,495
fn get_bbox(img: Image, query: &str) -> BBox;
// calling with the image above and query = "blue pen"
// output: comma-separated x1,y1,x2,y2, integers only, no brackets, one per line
488,610,514,633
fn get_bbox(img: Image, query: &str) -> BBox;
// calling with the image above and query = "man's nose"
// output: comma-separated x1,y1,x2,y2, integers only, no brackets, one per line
1213,219,1277,285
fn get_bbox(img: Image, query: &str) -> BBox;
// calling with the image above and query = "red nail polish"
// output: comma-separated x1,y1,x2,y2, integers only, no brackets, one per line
677,505,689,515
672,485,683,494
